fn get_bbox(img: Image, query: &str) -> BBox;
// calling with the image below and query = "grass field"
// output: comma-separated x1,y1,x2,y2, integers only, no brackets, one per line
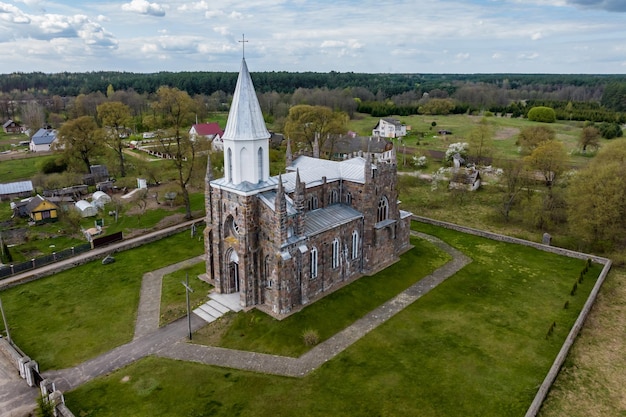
0,229,205,370
348,113,603,168
0,154,58,182
194,236,451,357
160,262,212,326
62,222,601,416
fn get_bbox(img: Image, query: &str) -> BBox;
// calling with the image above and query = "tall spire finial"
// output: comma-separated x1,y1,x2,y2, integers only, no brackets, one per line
239,34,248,58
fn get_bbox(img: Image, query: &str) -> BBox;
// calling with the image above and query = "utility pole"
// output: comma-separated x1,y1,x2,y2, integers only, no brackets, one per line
181,273,194,340
0,297,10,344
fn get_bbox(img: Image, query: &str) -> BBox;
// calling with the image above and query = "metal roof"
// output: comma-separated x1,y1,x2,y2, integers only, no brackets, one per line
0,180,33,195
222,58,270,142
304,204,363,237
258,190,297,215
281,156,373,192
31,128,57,145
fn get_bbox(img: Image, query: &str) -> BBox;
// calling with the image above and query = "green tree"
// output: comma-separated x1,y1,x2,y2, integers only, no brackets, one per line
468,117,493,165
524,140,567,189
567,139,626,250
579,125,600,153
150,86,198,219
20,101,45,136
418,98,456,115
98,101,132,177
55,116,103,173
597,122,623,139
283,104,348,157
496,159,528,222
516,125,556,154
527,106,556,123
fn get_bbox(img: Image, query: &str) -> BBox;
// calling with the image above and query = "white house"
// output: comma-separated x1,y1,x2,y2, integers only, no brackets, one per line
30,128,57,152
372,118,407,139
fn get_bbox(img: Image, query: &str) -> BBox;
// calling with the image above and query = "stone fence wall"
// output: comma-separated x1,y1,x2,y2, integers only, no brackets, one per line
411,216,612,417
0,337,75,416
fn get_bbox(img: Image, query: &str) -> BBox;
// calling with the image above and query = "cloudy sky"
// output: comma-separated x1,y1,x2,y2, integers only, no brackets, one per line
0,0,625,74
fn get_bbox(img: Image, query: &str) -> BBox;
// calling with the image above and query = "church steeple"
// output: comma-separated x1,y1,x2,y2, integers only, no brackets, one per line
222,58,271,185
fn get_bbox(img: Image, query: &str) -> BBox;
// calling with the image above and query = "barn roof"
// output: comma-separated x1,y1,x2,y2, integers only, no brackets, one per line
0,180,34,196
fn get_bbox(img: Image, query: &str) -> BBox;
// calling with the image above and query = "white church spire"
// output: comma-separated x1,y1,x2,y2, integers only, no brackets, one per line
222,58,271,185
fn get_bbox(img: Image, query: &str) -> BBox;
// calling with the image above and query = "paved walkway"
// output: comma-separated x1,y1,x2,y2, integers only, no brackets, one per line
40,231,470,393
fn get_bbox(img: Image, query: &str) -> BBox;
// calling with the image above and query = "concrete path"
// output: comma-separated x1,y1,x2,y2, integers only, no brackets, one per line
134,255,205,340
158,232,471,376
40,231,470,394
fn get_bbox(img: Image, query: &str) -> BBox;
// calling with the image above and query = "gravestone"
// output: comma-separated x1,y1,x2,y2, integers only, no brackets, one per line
542,232,552,246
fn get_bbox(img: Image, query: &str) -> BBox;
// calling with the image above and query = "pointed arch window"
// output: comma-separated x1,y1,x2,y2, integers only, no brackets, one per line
310,247,318,279
227,148,233,182
345,192,352,205
351,230,359,260
257,147,263,181
332,238,340,269
330,189,339,204
377,196,389,223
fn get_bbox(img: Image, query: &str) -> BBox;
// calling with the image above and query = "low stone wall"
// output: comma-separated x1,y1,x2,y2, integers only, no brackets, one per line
411,216,612,416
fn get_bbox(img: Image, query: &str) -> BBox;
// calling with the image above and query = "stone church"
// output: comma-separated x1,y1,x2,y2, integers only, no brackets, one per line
204,58,412,317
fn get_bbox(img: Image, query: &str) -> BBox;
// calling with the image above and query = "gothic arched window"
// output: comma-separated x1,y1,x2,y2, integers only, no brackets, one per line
257,147,263,181
310,247,318,278
351,230,359,260
227,148,233,182
332,238,340,269
377,196,389,223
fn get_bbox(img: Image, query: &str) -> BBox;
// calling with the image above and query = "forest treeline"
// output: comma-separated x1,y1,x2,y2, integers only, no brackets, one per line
2,71,626,127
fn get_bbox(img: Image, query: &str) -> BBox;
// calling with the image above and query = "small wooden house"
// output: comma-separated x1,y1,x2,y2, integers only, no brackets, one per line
3,119,22,134
26,195,59,223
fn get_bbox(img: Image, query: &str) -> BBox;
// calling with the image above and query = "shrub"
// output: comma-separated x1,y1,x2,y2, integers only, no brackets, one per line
302,328,320,346
528,106,556,123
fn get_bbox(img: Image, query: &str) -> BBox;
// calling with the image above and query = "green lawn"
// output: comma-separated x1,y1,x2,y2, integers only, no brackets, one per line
0,229,205,370
349,113,599,167
0,154,57,182
203,236,451,357
160,262,213,326
64,222,601,416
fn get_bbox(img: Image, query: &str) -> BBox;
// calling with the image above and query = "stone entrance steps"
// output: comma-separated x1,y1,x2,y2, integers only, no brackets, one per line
192,292,242,323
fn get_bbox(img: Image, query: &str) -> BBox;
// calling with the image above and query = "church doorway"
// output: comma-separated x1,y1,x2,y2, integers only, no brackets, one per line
228,250,240,293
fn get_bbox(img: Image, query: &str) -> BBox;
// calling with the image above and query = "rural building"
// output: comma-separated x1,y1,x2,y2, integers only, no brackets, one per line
372,118,407,139
321,134,394,162
29,128,57,152
2,120,22,134
25,195,59,223
189,123,224,141
204,58,412,317
0,181,33,200
449,169,482,191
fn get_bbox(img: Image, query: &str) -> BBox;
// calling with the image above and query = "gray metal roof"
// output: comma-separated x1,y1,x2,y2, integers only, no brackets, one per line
258,190,297,215
281,156,372,192
211,176,279,196
304,204,363,236
0,180,33,196
31,128,57,145
222,58,270,142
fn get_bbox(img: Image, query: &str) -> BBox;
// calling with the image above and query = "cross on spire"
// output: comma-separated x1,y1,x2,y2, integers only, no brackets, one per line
239,34,248,58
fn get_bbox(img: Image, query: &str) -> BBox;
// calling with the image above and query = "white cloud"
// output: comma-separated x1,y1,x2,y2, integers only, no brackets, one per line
531,32,543,40
178,1,209,12
121,0,166,17
0,2,31,23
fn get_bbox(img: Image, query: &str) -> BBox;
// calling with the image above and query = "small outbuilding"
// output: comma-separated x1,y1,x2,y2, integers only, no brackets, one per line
75,200,98,217
91,191,112,208
449,169,482,191
0,180,33,200
26,195,59,223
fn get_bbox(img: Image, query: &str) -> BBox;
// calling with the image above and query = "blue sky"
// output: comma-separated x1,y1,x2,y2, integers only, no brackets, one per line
0,0,625,74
